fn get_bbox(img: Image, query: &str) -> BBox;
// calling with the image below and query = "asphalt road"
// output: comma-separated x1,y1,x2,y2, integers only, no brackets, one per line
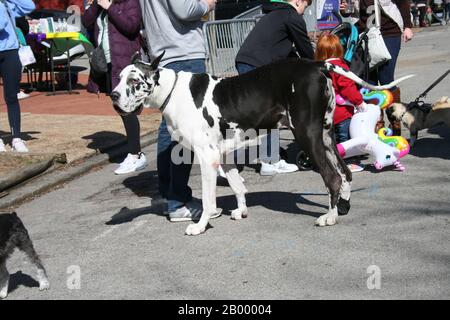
6,26,450,300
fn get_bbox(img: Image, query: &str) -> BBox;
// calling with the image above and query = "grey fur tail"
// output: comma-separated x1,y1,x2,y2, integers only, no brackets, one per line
322,62,415,90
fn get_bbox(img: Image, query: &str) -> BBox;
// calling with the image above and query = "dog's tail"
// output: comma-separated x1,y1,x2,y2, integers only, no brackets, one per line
321,62,415,90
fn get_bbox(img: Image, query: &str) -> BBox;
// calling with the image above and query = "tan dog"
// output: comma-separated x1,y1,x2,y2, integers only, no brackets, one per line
386,97,450,146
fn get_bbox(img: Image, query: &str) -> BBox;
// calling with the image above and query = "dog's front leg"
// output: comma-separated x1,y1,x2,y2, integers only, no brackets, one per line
222,166,248,220
0,261,9,299
185,150,219,236
409,130,418,147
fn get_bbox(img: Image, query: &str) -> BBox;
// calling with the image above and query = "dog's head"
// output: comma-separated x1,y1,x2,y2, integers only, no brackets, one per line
111,51,165,115
386,102,426,130
385,102,407,123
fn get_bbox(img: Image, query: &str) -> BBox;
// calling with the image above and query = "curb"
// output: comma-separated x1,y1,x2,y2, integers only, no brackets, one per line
0,132,158,210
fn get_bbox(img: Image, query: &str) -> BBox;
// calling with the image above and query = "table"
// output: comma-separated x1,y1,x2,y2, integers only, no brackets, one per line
27,32,93,95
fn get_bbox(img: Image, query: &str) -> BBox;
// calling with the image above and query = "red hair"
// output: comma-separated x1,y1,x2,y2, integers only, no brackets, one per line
315,34,344,61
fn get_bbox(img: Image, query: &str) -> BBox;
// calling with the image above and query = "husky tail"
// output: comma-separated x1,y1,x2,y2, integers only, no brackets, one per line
321,62,414,90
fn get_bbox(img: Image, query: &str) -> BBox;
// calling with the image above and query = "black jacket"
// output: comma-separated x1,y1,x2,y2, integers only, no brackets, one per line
235,2,314,68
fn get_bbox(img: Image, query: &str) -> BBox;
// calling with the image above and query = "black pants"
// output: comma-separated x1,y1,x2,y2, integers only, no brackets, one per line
105,63,141,155
0,49,22,139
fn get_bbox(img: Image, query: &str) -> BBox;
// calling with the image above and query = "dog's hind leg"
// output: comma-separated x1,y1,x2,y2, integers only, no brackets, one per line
15,229,50,291
292,76,351,226
185,148,221,236
222,163,248,220
334,144,352,216
0,258,9,299
0,259,9,299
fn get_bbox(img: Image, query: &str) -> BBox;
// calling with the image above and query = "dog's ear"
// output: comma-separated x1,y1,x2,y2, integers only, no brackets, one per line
150,50,165,71
439,96,449,104
12,211,17,217
131,52,141,65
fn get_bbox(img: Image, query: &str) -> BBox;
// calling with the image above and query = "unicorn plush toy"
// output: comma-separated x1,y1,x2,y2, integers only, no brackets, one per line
335,89,409,171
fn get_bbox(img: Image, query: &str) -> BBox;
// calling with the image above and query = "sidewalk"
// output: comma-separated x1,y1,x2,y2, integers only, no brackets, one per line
0,72,161,193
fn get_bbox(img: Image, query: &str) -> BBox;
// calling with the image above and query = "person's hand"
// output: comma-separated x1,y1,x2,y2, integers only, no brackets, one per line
204,0,217,12
97,0,111,10
403,28,413,42
356,102,369,112
86,0,95,6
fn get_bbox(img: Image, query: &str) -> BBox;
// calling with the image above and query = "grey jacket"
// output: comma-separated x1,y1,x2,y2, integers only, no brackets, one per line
140,0,209,66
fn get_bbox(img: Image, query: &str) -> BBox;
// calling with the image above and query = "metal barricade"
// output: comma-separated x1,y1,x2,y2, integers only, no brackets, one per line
204,2,319,77
203,18,257,77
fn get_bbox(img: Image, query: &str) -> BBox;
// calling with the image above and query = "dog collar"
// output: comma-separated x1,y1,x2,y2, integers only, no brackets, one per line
159,72,178,112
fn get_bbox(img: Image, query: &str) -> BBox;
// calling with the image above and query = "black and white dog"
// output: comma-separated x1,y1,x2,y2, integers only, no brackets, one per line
111,53,412,236
0,212,49,299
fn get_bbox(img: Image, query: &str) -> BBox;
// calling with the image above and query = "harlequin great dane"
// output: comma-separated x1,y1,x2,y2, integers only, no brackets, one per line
111,52,412,236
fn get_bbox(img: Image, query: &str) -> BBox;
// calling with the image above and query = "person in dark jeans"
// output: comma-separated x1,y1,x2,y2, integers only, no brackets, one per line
358,0,413,136
445,0,450,21
235,0,314,176
82,0,146,175
0,0,36,153
140,0,218,221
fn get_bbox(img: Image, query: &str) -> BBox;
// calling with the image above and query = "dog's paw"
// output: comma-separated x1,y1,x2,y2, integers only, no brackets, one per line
0,291,7,299
231,207,248,220
185,223,205,236
39,278,50,291
315,212,338,227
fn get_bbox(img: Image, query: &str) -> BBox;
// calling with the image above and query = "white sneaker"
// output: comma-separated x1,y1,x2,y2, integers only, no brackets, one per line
17,91,30,100
169,201,222,222
260,159,298,176
0,139,6,152
114,152,147,175
11,138,29,153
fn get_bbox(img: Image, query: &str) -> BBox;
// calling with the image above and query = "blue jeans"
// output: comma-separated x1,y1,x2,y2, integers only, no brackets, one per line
235,62,280,163
157,59,205,209
371,35,402,88
334,118,351,144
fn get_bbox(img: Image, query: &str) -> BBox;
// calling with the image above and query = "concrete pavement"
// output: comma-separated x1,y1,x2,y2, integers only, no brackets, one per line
5,26,450,300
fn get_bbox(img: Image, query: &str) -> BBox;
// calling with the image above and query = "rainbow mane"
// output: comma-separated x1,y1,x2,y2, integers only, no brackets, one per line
360,89,394,110
377,128,410,158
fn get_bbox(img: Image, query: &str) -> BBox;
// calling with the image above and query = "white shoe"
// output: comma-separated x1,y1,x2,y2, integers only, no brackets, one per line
114,152,147,175
169,201,222,222
17,91,30,100
260,159,298,176
11,138,29,152
0,139,6,152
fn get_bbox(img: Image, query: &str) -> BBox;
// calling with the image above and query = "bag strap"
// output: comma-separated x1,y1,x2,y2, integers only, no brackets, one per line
99,9,107,46
374,0,381,28
3,1,22,47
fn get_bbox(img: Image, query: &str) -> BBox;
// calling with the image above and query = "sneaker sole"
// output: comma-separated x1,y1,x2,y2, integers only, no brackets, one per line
114,163,148,175
260,169,298,176
170,212,222,222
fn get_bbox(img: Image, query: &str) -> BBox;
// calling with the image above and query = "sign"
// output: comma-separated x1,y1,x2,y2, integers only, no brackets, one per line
316,0,340,30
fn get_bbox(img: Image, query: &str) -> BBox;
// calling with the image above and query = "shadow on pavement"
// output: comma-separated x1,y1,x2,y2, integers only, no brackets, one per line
0,131,40,144
409,125,450,160
106,191,332,226
8,271,40,294
122,170,160,198
82,131,127,163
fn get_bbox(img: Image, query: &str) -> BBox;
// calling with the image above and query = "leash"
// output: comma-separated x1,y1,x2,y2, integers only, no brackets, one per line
407,68,450,114
415,68,450,102
160,72,178,112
